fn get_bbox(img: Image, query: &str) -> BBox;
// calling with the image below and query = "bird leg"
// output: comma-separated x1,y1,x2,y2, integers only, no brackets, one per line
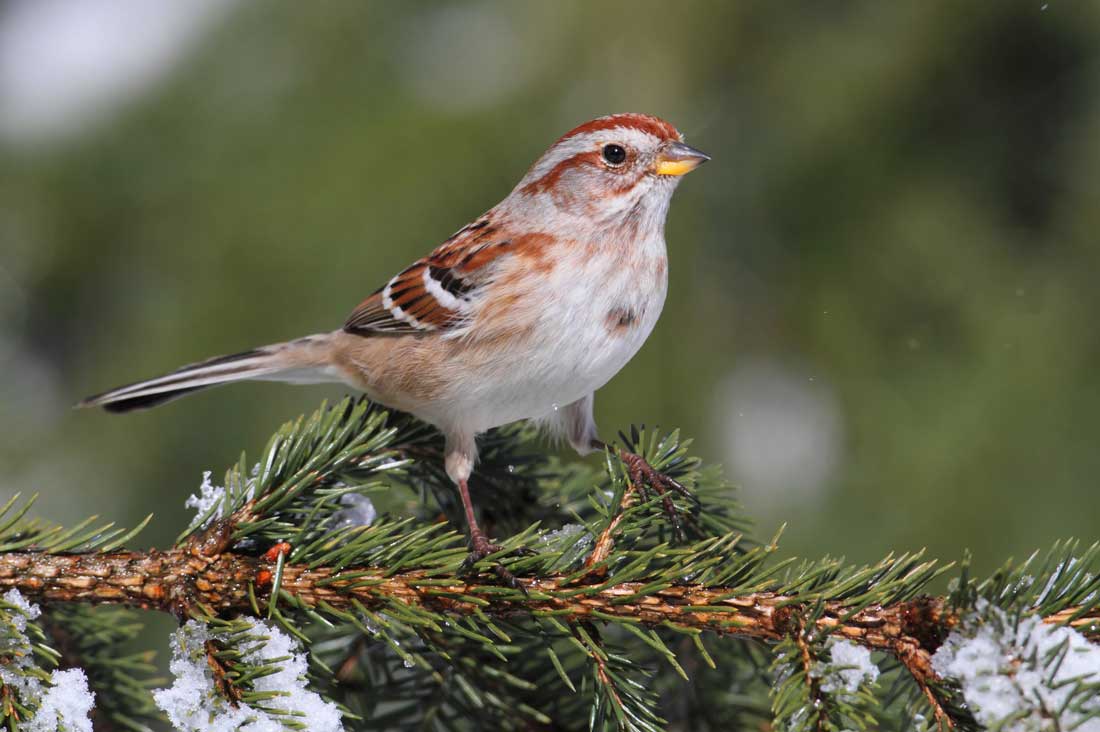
456,478,524,588
592,439,698,541
457,478,500,557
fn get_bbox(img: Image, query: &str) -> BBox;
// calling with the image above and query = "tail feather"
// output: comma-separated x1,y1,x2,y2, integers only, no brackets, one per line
78,336,339,413
99,385,209,413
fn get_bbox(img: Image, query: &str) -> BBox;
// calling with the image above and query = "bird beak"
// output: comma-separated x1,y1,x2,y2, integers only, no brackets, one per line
653,141,711,176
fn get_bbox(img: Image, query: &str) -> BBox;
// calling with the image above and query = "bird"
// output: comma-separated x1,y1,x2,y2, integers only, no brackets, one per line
80,112,710,572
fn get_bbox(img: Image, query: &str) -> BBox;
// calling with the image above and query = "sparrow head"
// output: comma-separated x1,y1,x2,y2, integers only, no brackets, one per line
512,113,709,228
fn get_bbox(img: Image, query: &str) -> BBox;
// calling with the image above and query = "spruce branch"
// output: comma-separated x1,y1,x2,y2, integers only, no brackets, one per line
0,548,1096,648
3,397,1099,731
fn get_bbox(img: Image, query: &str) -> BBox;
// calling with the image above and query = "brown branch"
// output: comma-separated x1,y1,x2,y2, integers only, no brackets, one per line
2,549,1097,650
893,639,955,731
792,618,828,732
583,474,641,573
2,546,1099,730
205,639,244,707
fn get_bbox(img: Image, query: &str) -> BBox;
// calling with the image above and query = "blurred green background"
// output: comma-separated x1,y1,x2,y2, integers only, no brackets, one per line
2,0,1098,577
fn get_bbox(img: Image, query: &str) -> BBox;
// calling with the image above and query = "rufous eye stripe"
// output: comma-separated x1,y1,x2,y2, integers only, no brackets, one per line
521,150,603,195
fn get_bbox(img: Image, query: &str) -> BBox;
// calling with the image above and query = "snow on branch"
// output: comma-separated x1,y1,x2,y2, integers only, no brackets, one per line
1,397,1098,731
0,590,95,732
154,618,342,732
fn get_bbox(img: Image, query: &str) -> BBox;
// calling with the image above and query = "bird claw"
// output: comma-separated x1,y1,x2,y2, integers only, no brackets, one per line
461,533,528,593
619,450,699,542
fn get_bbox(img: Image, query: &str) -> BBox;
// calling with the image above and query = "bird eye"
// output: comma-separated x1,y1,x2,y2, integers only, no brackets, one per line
601,144,627,166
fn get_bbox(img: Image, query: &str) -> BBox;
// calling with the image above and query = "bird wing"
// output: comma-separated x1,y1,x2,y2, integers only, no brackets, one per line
343,218,514,335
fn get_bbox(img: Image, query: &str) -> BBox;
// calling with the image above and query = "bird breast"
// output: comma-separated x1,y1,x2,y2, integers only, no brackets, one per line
457,236,669,428
343,235,670,435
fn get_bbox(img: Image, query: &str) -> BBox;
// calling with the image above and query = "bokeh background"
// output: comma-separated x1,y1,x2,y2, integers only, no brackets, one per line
2,0,1098,583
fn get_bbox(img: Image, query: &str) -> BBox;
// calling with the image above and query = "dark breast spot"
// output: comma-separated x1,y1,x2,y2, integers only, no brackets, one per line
606,306,638,333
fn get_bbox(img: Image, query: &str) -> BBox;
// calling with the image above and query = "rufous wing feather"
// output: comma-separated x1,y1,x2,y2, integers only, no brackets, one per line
343,218,515,335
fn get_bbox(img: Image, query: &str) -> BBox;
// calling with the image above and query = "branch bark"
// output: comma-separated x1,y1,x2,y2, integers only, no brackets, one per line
2,549,1097,655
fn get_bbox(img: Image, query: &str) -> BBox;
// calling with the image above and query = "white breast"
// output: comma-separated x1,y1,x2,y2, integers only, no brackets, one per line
445,236,668,433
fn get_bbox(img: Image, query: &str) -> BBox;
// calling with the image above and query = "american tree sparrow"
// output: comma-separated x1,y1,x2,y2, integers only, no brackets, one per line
81,113,710,573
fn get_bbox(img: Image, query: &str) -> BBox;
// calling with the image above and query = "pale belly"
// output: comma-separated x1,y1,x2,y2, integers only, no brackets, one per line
432,253,668,433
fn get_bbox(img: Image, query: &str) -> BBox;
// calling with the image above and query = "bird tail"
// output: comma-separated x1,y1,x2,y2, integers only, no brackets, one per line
77,333,342,413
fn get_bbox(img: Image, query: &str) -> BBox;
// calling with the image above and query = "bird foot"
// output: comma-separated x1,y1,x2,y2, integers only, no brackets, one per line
461,531,529,591
618,450,698,542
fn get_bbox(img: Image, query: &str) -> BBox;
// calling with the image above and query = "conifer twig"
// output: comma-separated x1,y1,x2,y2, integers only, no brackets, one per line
792,622,827,732
5,400,1098,731
1,549,1096,648
584,471,641,572
892,639,954,731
